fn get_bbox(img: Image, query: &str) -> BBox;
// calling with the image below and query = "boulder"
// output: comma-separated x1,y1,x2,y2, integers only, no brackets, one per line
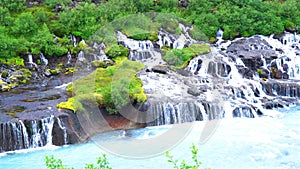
152,65,168,74
187,87,201,96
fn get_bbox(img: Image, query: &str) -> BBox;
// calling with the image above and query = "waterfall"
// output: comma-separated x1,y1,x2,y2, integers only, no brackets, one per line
116,31,155,62
0,116,68,153
29,116,54,148
67,51,72,64
57,118,67,145
40,53,48,66
28,54,33,64
147,102,204,126
70,34,77,47
77,51,85,62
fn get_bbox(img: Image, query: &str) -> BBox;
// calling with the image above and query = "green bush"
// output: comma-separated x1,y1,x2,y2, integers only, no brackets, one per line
45,144,208,169
163,44,210,69
45,154,112,169
166,143,209,169
105,44,129,59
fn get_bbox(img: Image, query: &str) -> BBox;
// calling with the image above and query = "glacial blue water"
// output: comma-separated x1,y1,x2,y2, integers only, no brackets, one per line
0,105,300,169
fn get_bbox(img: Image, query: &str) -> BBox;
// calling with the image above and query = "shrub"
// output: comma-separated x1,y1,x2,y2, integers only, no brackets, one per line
162,44,210,69
105,44,129,59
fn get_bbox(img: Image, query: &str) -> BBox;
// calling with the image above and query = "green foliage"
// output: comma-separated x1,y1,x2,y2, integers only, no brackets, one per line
45,155,73,169
45,0,71,8
31,24,68,56
2,0,297,60
0,0,25,12
105,44,129,59
0,56,24,66
163,44,210,68
46,154,112,169
0,7,12,26
166,143,209,169
12,12,38,36
45,144,208,169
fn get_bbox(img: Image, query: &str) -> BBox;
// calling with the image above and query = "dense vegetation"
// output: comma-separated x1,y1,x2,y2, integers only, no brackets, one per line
1,0,300,63
45,144,208,169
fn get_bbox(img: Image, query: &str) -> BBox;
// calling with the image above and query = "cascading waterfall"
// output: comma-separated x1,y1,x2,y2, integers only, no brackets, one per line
27,53,38,68
57,118,67,145
28,53,33,64
116,31,154,61
147,102,204,126
0,116,68,153
70,34,77,47
91,42,109,61
77,51,85,62
258,33,300,79
67,51,72,64
40,53,48,66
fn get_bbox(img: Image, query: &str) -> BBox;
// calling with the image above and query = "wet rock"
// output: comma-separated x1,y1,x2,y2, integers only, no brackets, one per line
226,36,279,71
152,65,168,74
187,87,201,96
270,67,282,79
178,0,189,8
257,67,269,79
282,73,289,79
44,69,51,77
177,69,192,76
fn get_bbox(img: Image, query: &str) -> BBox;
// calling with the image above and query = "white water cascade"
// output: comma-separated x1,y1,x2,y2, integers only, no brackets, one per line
92,42,109,61
40,53,48,66
70,34,77,47
77,51,85,62
57,118,67,145
116,31,164,68
67,51,72,64
27,53,38,68
0,116,67,153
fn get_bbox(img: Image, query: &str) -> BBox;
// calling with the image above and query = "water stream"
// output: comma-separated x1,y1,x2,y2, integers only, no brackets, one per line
0,105,299,169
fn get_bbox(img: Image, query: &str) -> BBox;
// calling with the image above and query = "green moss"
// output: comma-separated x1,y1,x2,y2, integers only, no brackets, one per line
257,69,263,75
188,44,211,55
19,68,32,79
57,97,80,112
57,58,146,114
162,44,210,69
91,60,108,68
0,57,24,67
285,21,296,32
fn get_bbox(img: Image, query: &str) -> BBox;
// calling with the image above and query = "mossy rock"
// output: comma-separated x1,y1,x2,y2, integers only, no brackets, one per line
57,98,78,112
285,21,296,32
91,60,108,68
1,70,9,78
19,68,32,79
8,83,18,89
65,67,76,75
1,85,11,92
50,69,61,75
57,58,146,114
